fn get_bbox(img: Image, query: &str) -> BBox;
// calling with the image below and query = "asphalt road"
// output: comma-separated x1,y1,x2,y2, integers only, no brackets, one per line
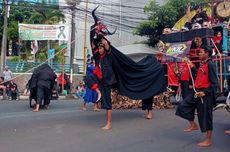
0,100,230,152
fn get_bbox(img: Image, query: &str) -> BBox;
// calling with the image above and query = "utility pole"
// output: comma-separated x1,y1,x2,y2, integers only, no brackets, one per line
119,0,122,45
1,0,9,72
83,0,88,76
70,2,76,75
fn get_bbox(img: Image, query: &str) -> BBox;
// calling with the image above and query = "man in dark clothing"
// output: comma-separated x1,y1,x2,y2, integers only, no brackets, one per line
33,64,57,112
176,45,218,147
88,40,116,130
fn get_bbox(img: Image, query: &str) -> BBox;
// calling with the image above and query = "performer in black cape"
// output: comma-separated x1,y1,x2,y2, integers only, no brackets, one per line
176,45,218,147
32,64,57,112
85,7,166,130
27,75,37,107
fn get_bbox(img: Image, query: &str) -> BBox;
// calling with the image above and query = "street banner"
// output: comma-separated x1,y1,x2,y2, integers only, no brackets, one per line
163,41,192,62
19,23,70,41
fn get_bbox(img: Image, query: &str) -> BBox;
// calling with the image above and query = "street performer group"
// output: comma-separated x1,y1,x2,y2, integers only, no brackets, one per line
82,5,230,148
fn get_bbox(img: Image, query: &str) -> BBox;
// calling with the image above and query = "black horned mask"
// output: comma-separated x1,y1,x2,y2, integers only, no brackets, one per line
92,6,116,36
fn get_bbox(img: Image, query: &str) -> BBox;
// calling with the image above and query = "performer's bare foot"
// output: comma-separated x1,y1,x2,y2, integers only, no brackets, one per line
145,113,152,119
93,104,99,112
82,107,87,111
101,123,112,130
93,108,100,112
184,122,198,132
145,111,152,119
197,139,212,147
33,109,39,112
225,130,230,134
183,126,198,132
33,104,40,112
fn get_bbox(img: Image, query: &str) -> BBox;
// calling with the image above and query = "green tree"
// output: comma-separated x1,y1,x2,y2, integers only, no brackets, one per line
135,0,209,47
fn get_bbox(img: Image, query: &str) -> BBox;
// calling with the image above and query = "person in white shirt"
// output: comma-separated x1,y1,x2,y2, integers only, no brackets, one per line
3,66,13,82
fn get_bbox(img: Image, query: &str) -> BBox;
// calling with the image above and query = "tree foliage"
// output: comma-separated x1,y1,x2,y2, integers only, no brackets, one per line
135,0,209,47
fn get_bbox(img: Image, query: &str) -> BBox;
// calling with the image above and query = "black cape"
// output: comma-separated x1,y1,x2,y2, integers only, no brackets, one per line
110,45,166,100
28,64,56,101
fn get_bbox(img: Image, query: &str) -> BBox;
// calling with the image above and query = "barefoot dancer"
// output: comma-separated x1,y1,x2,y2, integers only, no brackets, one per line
83,60,99,112
87,41,116,130
86,6,166,130
176,45,218,147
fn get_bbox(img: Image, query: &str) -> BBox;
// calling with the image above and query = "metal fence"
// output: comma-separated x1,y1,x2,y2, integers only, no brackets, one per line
5,61,84,74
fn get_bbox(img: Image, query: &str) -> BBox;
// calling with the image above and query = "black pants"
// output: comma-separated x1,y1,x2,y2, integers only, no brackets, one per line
142,97,153,110
176,94,195,121
100,85,112,110
180,80,193,100
85,75,112,110
195,95,214,132
176,92,214,132
37,86,51,106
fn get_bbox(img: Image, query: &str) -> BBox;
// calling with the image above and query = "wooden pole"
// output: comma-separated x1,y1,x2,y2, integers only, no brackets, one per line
62,49,65,95
1,0,9,72
83,0,88,76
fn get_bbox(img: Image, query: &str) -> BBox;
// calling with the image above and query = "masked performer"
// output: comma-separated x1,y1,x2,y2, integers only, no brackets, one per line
86,7,166,130
176,45,218,147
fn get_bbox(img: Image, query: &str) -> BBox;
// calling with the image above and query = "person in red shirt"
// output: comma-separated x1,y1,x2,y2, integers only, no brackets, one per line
58,73,67,94
213,31,223,54
176,45,218,147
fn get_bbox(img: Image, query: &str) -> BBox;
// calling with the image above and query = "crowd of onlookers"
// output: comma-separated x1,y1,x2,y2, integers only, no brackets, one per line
0,66,20,100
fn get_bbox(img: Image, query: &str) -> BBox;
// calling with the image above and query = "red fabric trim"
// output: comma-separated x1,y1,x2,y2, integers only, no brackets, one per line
91,83,99,90
93,66,103,79
93,48,99,54
100,54,105,59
